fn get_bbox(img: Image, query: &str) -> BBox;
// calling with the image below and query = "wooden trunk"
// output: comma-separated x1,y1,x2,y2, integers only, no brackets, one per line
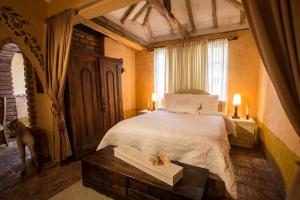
65,48,123,159
82,146,209,200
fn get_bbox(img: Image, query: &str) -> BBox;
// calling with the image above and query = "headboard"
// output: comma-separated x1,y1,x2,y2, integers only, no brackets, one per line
175,89,226,113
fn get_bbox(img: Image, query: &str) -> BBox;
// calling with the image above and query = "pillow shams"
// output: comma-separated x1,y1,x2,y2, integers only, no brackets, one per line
164,93,190,108
164,93,218,113
166,98,200,114
200,95,218,112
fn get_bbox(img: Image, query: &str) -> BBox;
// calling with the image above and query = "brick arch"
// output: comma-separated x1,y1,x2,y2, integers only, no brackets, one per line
0,39,37,137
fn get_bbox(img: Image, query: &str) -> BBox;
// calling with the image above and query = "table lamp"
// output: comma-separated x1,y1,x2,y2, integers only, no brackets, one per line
232,93,241,119
152,93,158,110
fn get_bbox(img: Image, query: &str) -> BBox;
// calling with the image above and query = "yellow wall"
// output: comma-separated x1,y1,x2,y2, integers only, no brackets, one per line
257,63,300,189
135,50,154,111
104,37,137,118
227,31,261,118
135,31,261,117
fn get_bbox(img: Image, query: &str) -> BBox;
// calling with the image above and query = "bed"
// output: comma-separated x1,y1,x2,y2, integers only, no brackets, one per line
97,90,238,199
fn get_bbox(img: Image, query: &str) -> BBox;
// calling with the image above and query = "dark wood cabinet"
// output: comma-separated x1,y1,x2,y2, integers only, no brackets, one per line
65,52,123,158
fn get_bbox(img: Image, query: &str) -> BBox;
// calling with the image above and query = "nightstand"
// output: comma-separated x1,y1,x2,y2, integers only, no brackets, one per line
228,117,257,149
137,109,152,115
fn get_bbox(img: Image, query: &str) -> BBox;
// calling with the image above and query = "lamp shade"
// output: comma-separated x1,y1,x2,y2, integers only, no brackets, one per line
232,94,241,105
152,93,158,102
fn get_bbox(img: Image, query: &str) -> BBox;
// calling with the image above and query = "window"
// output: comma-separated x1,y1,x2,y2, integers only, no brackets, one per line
207,39,228,101
154,48,166,107
154,39,228,104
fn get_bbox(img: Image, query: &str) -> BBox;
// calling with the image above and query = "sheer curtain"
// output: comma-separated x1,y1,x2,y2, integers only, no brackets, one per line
154,39,228,104
207,39,228,101
154,48,167,107
166,41,208,93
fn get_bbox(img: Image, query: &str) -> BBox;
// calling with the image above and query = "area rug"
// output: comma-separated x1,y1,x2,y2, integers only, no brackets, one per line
49,180,113,200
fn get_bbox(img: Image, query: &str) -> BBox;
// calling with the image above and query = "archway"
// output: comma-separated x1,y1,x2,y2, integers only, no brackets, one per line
0,41,37,139
0,40,38,190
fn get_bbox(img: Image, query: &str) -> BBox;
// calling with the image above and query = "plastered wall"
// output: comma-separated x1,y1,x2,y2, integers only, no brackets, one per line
11,53,29,120
135,50,154,111
104,37,136,118
258,63,300,190
11,53,26,95
227,31,261,117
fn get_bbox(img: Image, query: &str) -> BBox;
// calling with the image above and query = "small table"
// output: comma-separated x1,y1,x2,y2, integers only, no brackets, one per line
138,109,152,115
229,117,256,149
82,146,209,200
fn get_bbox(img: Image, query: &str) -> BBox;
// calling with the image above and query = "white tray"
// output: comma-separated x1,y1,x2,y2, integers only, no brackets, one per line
114,146,183,186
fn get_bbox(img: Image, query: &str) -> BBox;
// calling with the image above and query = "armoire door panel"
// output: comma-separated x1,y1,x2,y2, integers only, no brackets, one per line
100,57,123,131
67,53,105,157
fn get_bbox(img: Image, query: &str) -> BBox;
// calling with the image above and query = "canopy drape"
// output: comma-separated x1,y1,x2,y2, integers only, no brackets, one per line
242,0,300,136
242,1,300,199
46,9,75,162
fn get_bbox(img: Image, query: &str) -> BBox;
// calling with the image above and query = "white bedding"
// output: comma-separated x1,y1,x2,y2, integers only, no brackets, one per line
97,110,238,199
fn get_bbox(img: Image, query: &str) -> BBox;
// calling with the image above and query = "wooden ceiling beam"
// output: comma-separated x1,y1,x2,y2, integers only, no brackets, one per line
163,0,172,13
240,10,246,24
142,6,152,26
132,2,149,22
142,7,153,41
80,19,144,50
150,29,250,49
92,16,149,48
77,0,142,19
224,0,244,11
144,21,154,41
212,0,217,28
185,0,196,32
146,0,189,38
120,4,137,24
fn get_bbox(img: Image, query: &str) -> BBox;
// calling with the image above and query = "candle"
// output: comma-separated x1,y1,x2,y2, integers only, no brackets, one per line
246,103,249,119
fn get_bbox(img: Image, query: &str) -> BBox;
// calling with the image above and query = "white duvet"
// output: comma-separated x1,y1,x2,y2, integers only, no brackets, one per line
97,110,238,199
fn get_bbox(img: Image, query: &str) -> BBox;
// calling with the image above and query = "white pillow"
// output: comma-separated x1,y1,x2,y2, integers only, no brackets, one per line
166,99,200,114
164,93,190,108
200,95,219,112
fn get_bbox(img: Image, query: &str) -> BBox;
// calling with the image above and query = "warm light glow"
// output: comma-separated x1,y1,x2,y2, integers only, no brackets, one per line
152,93,158,102
232,94,241,105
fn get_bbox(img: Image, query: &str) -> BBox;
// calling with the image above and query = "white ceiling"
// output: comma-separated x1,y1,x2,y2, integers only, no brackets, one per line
103,0,248,43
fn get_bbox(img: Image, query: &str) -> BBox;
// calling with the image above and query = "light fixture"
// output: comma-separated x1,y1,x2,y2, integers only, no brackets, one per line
232,93,241,119
152,93,158,110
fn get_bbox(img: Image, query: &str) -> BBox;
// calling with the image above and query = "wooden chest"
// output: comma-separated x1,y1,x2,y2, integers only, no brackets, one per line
82,146,209,200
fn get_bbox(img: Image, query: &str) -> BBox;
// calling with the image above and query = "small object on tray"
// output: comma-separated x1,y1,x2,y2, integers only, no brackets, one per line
149,154,171,166
114,145,183,186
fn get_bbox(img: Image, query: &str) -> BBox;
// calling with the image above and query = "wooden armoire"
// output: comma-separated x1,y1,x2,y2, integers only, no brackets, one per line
65,25,123,158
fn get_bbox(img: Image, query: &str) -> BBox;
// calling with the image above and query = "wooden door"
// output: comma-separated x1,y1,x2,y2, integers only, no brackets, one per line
99,56,123,131
66,52,105,158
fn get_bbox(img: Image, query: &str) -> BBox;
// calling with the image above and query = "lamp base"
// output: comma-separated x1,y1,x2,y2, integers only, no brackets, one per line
232,105,240,119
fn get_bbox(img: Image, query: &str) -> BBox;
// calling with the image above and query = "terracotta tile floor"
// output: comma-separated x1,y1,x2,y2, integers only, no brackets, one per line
0,141,284,200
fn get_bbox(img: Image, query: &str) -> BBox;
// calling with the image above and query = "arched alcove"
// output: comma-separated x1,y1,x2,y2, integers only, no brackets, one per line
0,40,37,138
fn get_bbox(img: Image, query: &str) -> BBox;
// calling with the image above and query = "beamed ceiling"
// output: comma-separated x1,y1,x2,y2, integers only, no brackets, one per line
92,0,248,48
45,0,248,50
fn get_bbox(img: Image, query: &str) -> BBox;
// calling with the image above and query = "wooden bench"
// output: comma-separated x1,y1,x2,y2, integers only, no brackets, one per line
82,146,209,200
